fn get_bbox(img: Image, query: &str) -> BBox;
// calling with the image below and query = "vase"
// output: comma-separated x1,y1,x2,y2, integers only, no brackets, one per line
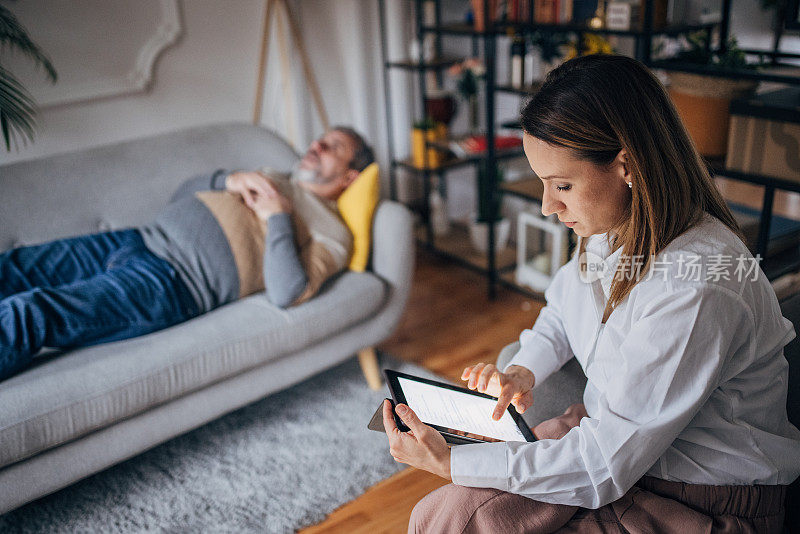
424,90,458,127
430,190,450,236
468,217,511,256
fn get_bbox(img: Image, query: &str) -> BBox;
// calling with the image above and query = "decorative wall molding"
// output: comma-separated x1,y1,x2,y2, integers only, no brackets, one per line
3,0,182,108
125,0,182,95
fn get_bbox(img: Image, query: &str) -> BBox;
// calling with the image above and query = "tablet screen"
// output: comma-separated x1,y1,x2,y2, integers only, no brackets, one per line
397,376,528,442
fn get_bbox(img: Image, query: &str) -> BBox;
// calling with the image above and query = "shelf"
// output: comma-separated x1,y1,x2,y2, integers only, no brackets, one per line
395,156,475,172
394,138,525,174
422,21,717,38
385,56,461,71
499,176,543,202
500,21,719,37
707,158,800,194
761,245,800,280
650,60,800,86
421,23,497,36
415,221,517,273
380,0,789,299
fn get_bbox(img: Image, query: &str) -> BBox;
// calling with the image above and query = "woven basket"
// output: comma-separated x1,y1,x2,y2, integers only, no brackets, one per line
668,72,757,158
668,72,757,99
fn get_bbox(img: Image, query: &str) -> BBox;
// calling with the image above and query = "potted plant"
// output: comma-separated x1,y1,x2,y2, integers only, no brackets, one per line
0,5,57,151
665,31,761,159
563,33,615,61
447,58,485,134
468,163,510,255
528,31,570,82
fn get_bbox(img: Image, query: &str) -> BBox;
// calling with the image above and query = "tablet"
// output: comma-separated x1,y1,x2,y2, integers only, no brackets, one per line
384,369,536,444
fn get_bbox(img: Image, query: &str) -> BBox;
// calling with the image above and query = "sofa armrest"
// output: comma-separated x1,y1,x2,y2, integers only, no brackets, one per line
366,200,414,338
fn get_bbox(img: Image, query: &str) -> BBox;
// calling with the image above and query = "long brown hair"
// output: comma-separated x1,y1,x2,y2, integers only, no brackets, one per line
521,54,743,314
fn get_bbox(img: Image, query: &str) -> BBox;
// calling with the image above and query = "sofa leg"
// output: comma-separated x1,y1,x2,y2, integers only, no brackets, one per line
358,347,382,390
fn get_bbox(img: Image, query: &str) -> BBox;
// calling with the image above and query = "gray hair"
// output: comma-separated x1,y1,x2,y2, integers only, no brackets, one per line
332,126,375,172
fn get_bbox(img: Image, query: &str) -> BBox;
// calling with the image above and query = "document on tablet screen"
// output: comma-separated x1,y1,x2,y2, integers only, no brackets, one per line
398,377,527,442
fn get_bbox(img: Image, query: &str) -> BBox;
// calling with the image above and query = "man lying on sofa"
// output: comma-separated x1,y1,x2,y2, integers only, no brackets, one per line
0,126,375,381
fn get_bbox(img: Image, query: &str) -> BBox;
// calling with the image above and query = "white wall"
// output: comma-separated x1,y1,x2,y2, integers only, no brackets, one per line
3,0,798,201
2,0,265,165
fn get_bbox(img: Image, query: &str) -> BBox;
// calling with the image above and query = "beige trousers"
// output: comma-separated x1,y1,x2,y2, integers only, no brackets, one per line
409,405,786,534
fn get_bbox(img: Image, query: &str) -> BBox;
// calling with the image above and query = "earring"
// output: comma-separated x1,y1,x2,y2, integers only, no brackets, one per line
627,182,632,189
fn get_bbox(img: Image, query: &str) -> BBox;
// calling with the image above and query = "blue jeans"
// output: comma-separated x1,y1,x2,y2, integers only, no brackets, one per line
0,229,200,381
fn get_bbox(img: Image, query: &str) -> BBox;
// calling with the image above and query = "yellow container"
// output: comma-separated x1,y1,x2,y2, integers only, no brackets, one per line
411,125,446,168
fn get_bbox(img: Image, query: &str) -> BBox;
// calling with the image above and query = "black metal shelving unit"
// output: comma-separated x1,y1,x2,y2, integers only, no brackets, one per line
378,0,800,299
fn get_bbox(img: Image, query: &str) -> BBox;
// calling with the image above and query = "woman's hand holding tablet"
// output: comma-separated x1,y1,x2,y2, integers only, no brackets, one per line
382,399,452,481
461,363,535,421
381,369,537,479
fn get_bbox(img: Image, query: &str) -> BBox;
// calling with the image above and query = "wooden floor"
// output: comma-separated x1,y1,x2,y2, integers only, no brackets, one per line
301,246,545,534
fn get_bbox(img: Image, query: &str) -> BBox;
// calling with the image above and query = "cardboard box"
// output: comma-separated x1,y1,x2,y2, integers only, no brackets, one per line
726,87,800,183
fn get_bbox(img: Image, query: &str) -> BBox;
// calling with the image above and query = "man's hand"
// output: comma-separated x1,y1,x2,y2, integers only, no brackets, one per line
225,171,292,221
461,363,535,420
383,400,451,480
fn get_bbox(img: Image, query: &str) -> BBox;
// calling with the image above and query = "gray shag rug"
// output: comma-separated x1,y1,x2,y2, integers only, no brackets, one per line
0,354,436,533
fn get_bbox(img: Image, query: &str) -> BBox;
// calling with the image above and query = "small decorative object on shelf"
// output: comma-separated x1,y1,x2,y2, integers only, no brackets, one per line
515,211,570,292
564,33,615,61
448,58,485,134
430,185,451,237
589,0,606,28
606,1,636,30
666,31,762,158
574,0,601,25
469,217,511,255
510,36,526,89
408,34,435,63
528,31,570,82
424,89,458,129
410,117,447,168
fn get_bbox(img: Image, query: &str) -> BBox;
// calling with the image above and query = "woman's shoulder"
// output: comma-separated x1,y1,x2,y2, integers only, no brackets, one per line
631,212,778,320
663,213,747,259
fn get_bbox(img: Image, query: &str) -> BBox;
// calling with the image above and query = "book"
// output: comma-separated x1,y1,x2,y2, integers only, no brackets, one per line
449,135,523,157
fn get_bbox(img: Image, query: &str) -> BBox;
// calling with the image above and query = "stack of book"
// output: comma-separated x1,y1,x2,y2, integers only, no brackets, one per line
449,135,523,157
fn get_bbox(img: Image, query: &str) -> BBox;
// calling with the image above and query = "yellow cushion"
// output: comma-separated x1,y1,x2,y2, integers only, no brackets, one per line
337,162,380,271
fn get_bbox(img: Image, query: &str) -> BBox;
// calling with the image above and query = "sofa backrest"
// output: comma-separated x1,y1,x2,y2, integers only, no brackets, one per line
0,123,300,252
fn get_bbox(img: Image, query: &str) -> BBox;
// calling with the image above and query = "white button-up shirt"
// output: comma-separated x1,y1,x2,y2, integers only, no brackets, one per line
450,213,800,508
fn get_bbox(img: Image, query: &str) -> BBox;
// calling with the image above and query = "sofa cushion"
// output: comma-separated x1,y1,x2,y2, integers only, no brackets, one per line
0,271,386,469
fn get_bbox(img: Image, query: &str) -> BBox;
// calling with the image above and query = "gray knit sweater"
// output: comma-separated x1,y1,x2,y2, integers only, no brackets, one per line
139,170,308,312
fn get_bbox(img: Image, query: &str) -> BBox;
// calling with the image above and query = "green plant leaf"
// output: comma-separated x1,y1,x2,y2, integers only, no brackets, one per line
0,5,57,82
0,65,37,151
0,5,58,151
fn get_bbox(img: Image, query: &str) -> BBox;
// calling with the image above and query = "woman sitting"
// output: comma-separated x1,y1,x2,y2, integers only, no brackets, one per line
383,54,800,533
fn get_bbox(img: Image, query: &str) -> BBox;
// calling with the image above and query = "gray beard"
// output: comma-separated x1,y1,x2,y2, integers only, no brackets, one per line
291,163,324,184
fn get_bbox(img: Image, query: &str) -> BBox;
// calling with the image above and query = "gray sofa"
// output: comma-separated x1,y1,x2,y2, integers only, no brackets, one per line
0,123,413,514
